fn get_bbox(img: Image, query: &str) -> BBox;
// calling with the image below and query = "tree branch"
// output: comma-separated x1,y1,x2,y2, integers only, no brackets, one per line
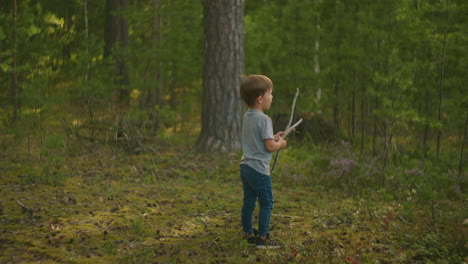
283,119,303,139
271,88,300,173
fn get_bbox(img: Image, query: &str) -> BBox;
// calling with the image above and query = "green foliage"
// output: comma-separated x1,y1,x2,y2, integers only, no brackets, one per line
0,0,465,163
155,105,178,129
410,233,464,264
26,132,69,185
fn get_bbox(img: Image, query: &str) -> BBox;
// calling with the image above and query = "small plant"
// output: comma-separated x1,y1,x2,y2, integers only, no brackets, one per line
103,241,118,255
120,248,154,264
130,217,148,237
326,158,360,189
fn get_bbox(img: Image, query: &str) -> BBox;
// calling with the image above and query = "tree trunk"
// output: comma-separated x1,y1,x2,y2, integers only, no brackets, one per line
333,77,340,143
360,34,368,155
84,0,89,82
151,0,163,107
351,4,359,140
382,134,393,186
333,40,341,143
459,116,467,178
351,71,357,138
423,88,429,157
372,39,381,156
314,1,321,113
104,0,130,103
195,0,244,152
12,0,19,123
436,0,448,159
360,79,365,154
147,0,163,131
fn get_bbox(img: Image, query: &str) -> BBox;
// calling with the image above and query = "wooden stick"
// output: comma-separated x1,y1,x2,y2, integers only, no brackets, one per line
271,88,300,173
283,118,303,139
286,89,300,130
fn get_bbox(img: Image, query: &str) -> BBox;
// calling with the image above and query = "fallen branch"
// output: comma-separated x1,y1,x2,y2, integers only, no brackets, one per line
207,236,220,247
272,214,302,219
16,200,34,214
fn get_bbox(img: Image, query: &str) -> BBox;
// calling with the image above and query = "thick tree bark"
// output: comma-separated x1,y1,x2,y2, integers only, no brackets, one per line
195,0,244,152
104,0,130,103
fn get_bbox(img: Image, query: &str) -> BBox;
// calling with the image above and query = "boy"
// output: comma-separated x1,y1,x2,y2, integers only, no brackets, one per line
239,75,287,249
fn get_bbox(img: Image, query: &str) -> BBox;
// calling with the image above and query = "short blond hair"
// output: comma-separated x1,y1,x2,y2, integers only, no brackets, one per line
239,75,273,107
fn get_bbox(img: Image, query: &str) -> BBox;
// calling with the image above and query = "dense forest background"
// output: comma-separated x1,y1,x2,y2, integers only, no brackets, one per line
0,0,468,156
1,0,467,159
0,0,467,263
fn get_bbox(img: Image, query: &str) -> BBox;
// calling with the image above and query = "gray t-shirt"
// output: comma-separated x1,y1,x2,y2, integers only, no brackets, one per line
240,109,274,175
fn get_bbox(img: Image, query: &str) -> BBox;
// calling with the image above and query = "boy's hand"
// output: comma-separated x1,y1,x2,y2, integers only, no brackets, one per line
264,136,287,152
274,132,285,141
277,136,287,149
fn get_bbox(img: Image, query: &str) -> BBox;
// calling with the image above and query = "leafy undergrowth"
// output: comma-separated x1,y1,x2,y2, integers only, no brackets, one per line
0,139,466,263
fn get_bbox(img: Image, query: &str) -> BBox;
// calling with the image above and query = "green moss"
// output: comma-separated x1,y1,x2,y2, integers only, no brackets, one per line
1,141,466,263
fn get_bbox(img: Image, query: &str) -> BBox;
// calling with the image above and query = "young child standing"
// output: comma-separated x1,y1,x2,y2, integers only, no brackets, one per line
239,75,287,249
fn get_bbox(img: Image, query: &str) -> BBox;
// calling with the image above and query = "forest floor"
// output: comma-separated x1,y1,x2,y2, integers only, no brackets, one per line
0,136,466,264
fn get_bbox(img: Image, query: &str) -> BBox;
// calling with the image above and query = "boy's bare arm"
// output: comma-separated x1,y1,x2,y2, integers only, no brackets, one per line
264,137,287,152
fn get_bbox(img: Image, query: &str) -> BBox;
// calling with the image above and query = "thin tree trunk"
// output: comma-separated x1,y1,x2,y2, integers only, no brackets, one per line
382,18,392,156
459,116,467,178
423,89,429,158
360,33,368,155
334,79,339,143
12,0,19,123
152,0,163,107
351,71,357,138
382,134,393,186
372,39,381,156
436,0,448,159
360,79,365,154
150,0,163,131
333,41,340,143
84,0,89,82
413,0,428,158
169,63,178,131
314,2,321,112
351,4,359,139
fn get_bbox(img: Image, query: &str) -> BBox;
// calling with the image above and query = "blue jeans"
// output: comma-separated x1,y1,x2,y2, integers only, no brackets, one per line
240,164,274,238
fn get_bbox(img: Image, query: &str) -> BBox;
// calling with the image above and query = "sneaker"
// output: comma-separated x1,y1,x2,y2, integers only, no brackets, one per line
242,228,258,245
244,235,256,245
256,236,281,249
